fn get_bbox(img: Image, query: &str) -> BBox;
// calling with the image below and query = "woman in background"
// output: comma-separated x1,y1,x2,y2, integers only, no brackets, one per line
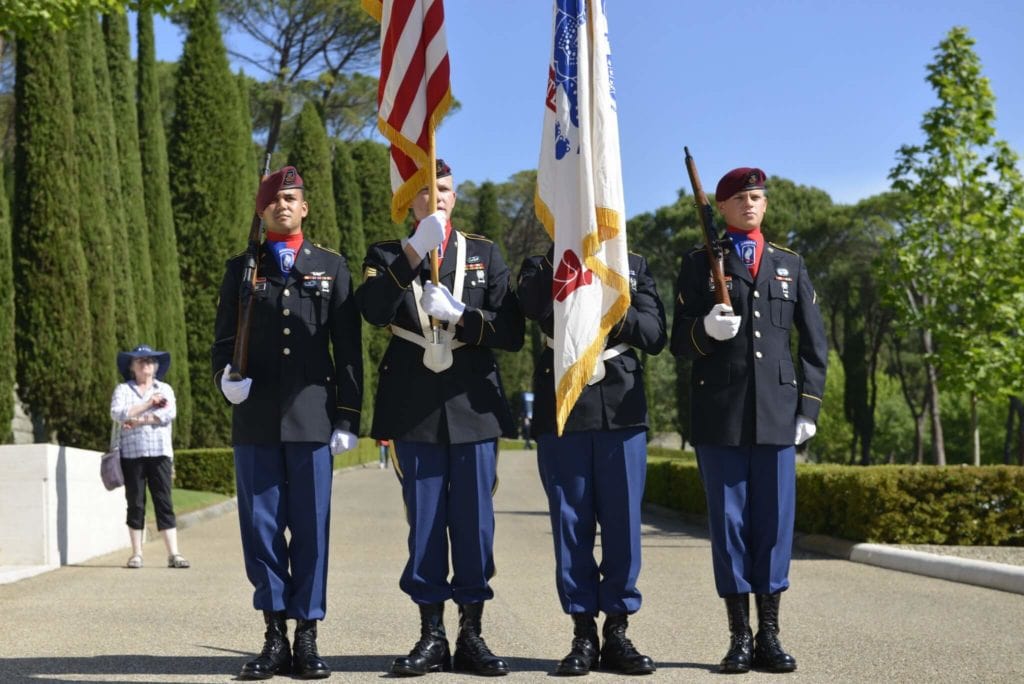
110,344,189,570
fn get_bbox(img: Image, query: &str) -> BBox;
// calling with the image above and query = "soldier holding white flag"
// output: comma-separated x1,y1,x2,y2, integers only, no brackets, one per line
519,247,665,676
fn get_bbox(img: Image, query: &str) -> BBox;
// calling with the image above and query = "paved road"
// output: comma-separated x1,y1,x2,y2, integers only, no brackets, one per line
2,450,1022,683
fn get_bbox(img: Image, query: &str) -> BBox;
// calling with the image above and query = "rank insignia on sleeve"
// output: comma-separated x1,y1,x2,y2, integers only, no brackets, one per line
363,266,378,280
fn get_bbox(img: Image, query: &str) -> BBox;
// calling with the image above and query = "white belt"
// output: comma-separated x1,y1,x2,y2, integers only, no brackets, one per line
545,337,630,385
392,231,467,373
390,324,465,351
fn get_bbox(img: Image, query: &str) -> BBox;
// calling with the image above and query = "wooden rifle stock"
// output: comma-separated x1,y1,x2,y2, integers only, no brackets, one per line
683,147,731,306
229,153,273,380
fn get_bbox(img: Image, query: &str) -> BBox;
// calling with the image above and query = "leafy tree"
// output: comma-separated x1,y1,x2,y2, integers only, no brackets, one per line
333,139,364,262
888,26,1024,465
220,0,379,154
13,27,95,444
104,11,157,344
1,1,190,34
69,11,120,446
473,181,503,255
168,0,250,446
137,7,193,446
627,190,700,442
0,153,13,442
287,101,339,247
90,13,138,349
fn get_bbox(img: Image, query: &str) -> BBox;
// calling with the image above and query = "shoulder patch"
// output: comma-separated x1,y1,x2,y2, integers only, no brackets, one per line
767,241,799,256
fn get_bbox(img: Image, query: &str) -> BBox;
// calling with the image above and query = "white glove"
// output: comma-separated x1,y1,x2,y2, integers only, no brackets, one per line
329,429,357,455
795,415,817,445
220,364,252,404
704,303,741,341
407,210,447,259
421,282,466,324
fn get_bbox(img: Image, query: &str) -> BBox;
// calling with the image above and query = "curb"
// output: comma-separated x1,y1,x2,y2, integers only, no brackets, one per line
795,534,1024,595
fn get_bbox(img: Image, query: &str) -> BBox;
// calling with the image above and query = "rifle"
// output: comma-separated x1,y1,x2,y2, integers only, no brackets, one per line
683,147,731,306
229,153,273,380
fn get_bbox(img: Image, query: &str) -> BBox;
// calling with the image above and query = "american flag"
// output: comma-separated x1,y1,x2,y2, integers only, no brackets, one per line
363,0,452,223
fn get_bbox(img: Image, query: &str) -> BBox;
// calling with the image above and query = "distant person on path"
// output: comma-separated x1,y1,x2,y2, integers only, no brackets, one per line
517,247,667,675
109,344,188,570
670,167,828,674
356,159,524,677
213,166,363,680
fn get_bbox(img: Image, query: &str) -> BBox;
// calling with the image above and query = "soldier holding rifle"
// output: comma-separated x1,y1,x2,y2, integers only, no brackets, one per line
670,157,827,674
212,166,363,680
356,159,524,677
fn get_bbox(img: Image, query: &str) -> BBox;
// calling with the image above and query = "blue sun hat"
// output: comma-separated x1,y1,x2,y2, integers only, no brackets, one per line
117,344,171,382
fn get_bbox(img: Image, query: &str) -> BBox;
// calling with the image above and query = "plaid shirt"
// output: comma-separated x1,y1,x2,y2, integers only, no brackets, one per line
109,380,176,460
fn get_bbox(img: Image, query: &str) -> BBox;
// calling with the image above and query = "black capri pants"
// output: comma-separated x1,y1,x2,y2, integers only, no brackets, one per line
121,456,176,531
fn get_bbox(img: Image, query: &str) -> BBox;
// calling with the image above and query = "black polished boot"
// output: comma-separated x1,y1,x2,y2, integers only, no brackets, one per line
720,594,754,674
292,619,330,679
391,603,452,676
239,610,291,680
599,613,656,675
555,613,599,676
753,593,797,673
453,603,510,676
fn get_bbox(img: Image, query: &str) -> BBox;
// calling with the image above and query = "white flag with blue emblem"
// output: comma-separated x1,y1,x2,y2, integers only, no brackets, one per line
535,0,630,436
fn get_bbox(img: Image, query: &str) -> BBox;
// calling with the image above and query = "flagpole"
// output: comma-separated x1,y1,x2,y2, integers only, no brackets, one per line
428,130,440,286
428,129,441,342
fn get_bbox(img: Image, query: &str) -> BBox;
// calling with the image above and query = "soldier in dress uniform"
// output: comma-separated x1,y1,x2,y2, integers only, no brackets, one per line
355,159,524,677
518,248,666,676
670,167,827,674
212,166,363,680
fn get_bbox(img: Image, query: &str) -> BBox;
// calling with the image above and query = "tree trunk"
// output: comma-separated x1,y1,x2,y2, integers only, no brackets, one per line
970,392,980,466
921,328,946,465
1005,397,1023,465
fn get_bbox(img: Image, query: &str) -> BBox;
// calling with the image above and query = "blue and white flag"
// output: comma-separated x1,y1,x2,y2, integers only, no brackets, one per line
535,0,630,435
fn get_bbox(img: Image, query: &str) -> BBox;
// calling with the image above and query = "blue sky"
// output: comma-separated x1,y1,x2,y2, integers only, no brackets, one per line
148,0,1024,219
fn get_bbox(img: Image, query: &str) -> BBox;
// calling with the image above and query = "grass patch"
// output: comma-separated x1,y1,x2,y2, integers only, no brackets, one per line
146,488,231,520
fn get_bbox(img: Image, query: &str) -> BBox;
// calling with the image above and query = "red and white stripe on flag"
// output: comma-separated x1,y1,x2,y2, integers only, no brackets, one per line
535,0,630,436
363,0,452,223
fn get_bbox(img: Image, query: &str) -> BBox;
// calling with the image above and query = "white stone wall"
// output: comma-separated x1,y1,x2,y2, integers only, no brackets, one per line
0,444,127,569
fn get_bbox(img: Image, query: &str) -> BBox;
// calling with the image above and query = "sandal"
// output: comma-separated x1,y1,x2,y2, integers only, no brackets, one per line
126,555,143,569
167,554,191,569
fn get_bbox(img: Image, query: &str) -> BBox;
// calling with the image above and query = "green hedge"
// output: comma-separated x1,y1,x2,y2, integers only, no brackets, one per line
174,438,380,496
644,458,1024,546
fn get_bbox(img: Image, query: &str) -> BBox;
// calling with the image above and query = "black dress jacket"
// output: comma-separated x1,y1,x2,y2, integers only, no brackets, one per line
518,250,667,438
212,240,363,445
670,239,828,446
355,231,524,444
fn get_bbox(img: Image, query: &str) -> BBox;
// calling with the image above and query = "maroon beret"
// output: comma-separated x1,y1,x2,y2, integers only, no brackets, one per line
715,167,767,201
435,158,451,178
256,166,304,215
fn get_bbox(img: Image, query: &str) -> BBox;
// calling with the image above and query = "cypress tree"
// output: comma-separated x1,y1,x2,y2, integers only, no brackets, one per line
14,28,95,445
332,140,371,431
0,159,13,443
137,7,193,447
168,0,250,447
287,102,339,248
349,139,396,434
349,139,396,244
90,14,137,350
104,11,156,345
474,180,504,256
68,11,120,448
333,140,365,262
